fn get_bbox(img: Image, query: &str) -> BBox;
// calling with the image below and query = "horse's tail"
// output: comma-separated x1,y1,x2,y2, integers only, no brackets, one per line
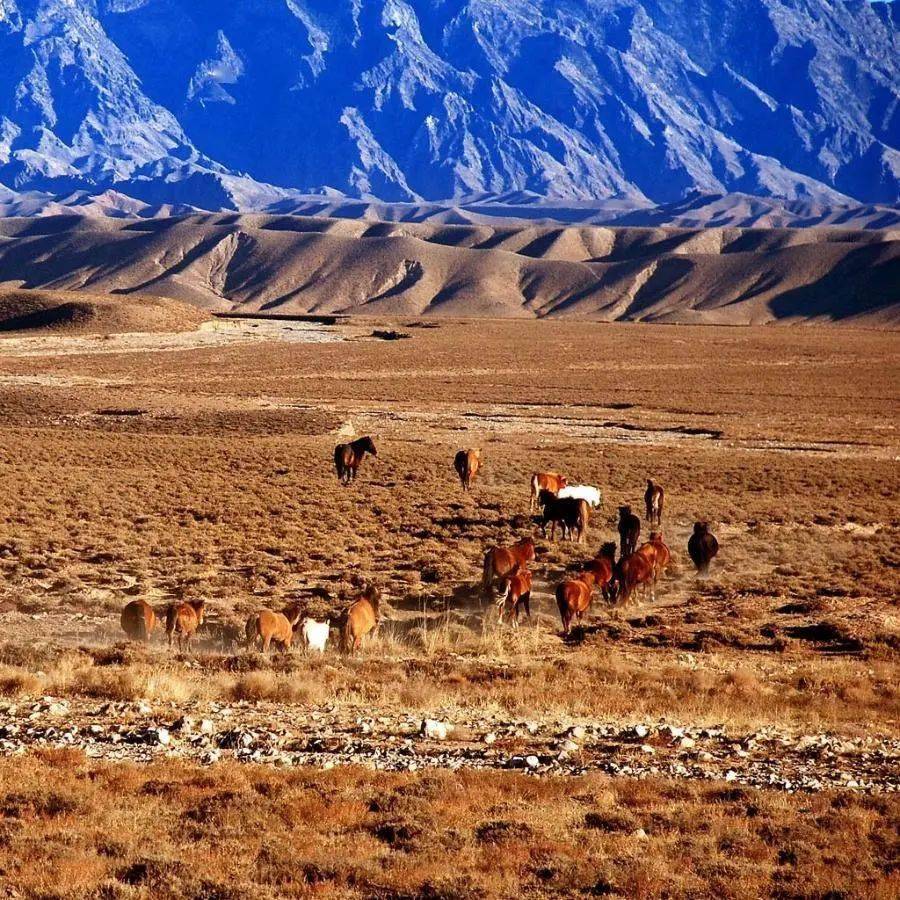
482,551,495,594
340,618,352,653
136,609,149,642
165,604,178,636
657,491,664,522
245,615,259,648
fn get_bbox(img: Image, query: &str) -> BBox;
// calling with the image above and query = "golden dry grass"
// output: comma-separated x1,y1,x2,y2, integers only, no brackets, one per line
0,752,896,899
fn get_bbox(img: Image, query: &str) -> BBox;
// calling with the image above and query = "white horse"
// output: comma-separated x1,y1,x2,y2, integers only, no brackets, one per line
299,617,330,653
557,484,602,508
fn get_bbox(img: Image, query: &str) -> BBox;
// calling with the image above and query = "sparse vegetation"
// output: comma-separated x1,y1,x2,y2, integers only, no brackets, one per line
0,319,896,896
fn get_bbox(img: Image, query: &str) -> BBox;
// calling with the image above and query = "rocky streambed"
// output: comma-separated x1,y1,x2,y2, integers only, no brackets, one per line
0,697,896,795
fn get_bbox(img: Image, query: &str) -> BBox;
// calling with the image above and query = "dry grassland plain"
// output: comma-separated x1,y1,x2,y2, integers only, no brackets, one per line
0,316,897,898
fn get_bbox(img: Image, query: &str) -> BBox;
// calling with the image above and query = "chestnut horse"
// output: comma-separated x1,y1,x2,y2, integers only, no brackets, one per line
482,538,535,596
497,568,533,627
334,436,377,485
617,505,641,558
583,541,617,601
341,586,380,652
530,472,567,511
165,599,206,651
454,448,482,491
688,522,719,574
121,599,156,642
556,571,596,635
635,532,671,601
644,480,664,527
245,604,303,652
611,553,654,605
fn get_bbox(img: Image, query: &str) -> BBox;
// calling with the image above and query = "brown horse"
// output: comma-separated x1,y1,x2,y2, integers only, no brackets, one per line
611,553,654,605
530,472,568,511
688,522,719,574
454,448,482,491
583,541,617,601
556,571,596,635
617,505,641,558
644,480,664,527
540,492,589,543
120,599,156,642
334,436,377,485
165,599,206,651
245,604,303,652
341,586,380,652
497,568,533,627
635,531,671,600
482,538,536,596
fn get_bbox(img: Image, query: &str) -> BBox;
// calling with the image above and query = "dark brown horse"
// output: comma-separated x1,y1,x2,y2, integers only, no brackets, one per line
497,568,533,627
334,437,377,485
688,522,719,574
583,541,617,601
454,448,482,491
539,491,589,543
482,538,536,596
644,480,664,527
617,505,641,558
556,571,596,635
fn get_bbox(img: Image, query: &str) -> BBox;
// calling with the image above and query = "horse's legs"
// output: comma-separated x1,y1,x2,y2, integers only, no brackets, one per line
522,593,531,620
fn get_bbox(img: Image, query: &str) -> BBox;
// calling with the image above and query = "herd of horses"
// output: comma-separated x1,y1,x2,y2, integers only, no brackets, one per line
118,436,720,652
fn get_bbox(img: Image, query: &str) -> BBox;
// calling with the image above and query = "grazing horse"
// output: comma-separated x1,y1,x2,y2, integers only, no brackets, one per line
482,538,536,596
617,505,641,558
611,553,654,605
688,522,719,574
558,484,602,508
341,586,380,652
454,448,482,491
245,604,303,652
530,472,568,511
165,599,206,651
556,571,596,635
120,599,156,642
497,568,533,627
334,436,377,485
635,532,671,600
583,541,617,601
540,492,589,543
644,480,664,527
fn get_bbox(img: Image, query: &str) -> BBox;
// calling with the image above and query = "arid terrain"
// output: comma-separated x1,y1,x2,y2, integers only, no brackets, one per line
0,300,897,898
1,215,898,325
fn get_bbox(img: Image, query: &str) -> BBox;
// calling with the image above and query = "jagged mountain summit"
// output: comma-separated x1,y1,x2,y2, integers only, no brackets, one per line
0,0,897,212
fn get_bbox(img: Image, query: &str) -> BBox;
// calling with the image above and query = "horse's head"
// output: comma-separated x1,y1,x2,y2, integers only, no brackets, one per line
649,531,663,543
598,541,617,561
694,521,708,534
191,599,207,624
519,538,536,561
361,436,377,457
363,585,381,611
619,505,631,517
558,475,569,489
537,488,556,509
283,603,304,627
